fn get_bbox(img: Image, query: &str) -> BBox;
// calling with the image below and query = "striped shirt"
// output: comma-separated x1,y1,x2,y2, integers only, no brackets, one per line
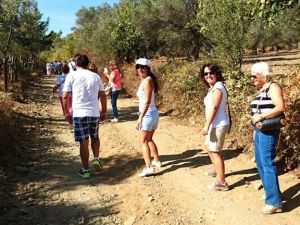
250,82,275,115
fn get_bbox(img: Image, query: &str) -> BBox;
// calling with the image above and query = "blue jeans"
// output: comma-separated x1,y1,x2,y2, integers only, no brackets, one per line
111,90,120,119
254,127,282,207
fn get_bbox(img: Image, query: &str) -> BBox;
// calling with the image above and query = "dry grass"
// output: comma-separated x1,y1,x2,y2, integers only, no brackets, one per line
122,54,300,170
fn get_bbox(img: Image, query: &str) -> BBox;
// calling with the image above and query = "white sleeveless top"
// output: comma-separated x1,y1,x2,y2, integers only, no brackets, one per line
136,76,157,113
204,81,230,128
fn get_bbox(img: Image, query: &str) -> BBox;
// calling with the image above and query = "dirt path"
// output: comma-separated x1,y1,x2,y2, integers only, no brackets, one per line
2,76,299,225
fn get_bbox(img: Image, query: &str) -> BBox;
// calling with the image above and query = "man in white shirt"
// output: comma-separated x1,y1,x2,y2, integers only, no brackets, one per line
62,54,107,178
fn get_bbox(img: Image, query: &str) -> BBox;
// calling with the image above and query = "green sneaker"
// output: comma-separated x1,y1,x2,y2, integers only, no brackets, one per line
92,159,103,172
78,168,91,178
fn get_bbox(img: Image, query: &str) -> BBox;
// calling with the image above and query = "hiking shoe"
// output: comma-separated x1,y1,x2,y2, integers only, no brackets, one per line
208,181,229,191
261,205,282,214
92,159,103,172
151,160,162,168
78,168,91,179
204,169,217,177
111,118,119,123
138,167,154,177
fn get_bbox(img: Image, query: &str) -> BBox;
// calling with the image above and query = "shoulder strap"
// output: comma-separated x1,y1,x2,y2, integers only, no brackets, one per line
70,61,76,71
219,82,232,132
265,81,275,94
256,82,274,113
57,76,66,88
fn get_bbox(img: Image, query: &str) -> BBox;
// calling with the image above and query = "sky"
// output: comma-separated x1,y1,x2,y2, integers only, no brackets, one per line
37,0,119,36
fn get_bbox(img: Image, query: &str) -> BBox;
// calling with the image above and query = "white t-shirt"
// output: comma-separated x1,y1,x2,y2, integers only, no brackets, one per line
55,74,67,97
63,68,104,117
136,76,157,113
204,81,230,128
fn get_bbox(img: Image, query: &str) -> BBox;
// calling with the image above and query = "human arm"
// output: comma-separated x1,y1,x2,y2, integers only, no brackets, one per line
62,91,72,123
201,89,222,136
136,79,153,130
98,91,107,121
251,83,285,124
105,71,116,83
49,84,59,100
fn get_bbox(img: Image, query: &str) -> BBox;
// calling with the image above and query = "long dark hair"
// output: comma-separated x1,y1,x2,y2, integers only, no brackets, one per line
149,70,159,93
199,63,224,87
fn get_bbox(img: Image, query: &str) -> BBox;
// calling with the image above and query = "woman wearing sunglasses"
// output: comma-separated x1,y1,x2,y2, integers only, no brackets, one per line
135,58,161,177
200,63,231,191
250,62,285,214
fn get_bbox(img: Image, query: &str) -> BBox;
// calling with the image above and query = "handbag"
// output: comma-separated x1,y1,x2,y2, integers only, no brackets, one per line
104,84,112,95
254,82,287,131
255,114,287,131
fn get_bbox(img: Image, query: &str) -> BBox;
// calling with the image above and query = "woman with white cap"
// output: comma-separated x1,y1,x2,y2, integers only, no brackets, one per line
135,58,161,177
250,62,285,214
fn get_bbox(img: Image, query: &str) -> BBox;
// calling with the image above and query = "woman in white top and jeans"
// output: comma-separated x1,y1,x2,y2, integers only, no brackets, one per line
135,58,161,177
200,63,231,191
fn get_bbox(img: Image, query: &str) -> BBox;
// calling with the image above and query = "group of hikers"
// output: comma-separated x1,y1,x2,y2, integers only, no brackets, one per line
50,53,285,215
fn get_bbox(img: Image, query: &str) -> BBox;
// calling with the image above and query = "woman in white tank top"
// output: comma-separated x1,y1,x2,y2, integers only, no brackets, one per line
135,58,161,177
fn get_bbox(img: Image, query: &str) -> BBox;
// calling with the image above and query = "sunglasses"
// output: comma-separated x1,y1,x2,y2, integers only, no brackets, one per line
203,71,215,76
136,64,147,70
250,74,259,79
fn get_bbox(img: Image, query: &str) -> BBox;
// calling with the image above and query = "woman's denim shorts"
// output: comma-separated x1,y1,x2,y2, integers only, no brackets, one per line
140,110,159,131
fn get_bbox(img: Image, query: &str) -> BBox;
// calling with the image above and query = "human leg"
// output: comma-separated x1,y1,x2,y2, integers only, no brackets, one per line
257,129,282,207
148,130,159,158
205,126,228,179
91,136,100,158
254,130,265,188
111,90,120,119
79,139,89,169
74,117,91,176
59,97,66,116
206,126,229,190
140,130,152,167
210,151,225,182
88,117,102,171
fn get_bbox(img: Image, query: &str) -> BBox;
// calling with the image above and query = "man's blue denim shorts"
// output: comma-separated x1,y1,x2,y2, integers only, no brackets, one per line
73,117,100,142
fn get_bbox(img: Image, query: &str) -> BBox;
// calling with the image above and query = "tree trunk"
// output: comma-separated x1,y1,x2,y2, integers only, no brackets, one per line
4,58,8,92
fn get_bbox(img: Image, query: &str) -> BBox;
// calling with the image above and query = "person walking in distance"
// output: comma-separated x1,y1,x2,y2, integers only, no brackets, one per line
104,60,122,122
62,54,107,178
49,63,73,130
200,63,231,191
135,58,161,177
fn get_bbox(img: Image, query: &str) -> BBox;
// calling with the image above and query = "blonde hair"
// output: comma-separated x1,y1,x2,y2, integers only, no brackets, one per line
109,60,118,67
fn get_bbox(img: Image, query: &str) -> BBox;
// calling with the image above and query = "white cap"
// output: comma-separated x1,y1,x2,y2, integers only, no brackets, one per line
251,62,273,77
136,58,151,68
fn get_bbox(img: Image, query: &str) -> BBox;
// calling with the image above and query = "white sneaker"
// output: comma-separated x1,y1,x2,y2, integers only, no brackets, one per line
138,167,154,177
151,160,162,168
111,118,119,123
261,205,282,214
